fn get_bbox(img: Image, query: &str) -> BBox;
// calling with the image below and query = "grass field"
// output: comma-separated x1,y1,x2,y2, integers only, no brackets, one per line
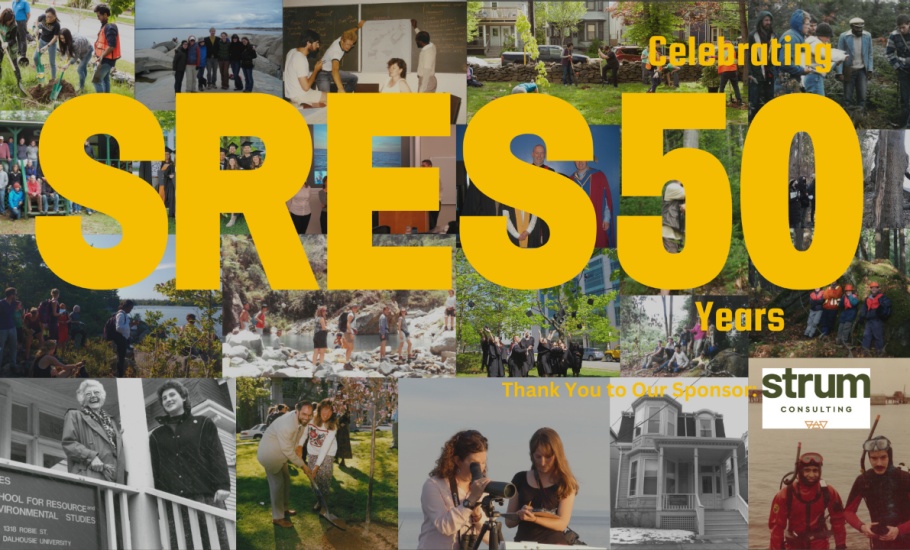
467,81,749,125
236,430,398,550
0,210,121,234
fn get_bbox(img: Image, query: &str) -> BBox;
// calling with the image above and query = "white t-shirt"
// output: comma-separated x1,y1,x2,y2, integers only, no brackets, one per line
445,296,456,308
322,38,346,66
284,49,323,104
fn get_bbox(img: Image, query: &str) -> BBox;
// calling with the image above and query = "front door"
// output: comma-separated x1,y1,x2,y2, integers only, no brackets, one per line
699,466,722,508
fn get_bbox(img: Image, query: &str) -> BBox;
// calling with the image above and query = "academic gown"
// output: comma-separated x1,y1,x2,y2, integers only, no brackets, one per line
480,337,490,370
536,341,551,376
500,204,547,248
487,341,505,377
508,341,527,377
522,337,535,377
161,162,176,218
572,167,614,248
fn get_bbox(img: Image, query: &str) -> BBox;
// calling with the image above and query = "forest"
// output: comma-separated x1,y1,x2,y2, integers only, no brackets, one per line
752,1,906,128
751,229,910,358
620,294,749,377
620,125,749,295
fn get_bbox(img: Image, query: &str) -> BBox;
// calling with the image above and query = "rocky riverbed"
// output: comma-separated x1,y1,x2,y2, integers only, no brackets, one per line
136,33,283,110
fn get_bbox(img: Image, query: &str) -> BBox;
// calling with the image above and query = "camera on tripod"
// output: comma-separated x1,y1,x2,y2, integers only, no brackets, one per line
462,463,517,550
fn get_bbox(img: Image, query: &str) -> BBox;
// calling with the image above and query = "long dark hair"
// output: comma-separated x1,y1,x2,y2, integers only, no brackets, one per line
529,427,579,499
429,430,488,481
60,28,75,58
313,398,337,430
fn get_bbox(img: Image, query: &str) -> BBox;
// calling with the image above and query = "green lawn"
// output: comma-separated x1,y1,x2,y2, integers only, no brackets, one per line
0,210,121,234
467,81,749,125
0,51,133,110
236,430,398,550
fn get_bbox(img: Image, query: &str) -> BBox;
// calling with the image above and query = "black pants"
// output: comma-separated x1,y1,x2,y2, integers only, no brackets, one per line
429,207,440,231
16,21,27,59
174,70,184,93
719,72,742,102
113,333,128,377
602,65,618,87
748,78,774,123
320,210,327,234
291,213,311,234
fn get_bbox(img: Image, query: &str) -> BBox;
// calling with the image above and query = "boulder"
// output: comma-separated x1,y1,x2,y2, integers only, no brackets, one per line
254,57,281,78
430,333,457,354
136,48,174,75
152,40,178,53
226,330,264,357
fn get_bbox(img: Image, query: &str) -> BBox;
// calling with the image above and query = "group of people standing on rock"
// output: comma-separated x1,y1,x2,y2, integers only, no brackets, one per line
804,280,892,353
768,436,910,550
172,27,258,93
480,329,583,378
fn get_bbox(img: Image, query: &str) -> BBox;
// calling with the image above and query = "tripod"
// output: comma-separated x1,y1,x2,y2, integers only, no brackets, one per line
471,496,505,550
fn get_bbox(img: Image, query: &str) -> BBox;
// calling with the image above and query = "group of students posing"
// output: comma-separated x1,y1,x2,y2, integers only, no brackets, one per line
171,28,259,94
480,329,584,378
419,428,581,549
804,280,893,352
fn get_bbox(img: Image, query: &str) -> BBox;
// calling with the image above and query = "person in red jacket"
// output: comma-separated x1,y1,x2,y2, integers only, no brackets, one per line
768,452,847,549
820,281,843,336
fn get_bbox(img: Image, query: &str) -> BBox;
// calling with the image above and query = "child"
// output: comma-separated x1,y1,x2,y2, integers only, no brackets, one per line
511,81,538,94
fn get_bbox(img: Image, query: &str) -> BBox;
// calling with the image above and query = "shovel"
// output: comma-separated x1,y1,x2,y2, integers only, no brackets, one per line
35,51,46,84
2,42,25,94
305,469,346,530
50,60,75,101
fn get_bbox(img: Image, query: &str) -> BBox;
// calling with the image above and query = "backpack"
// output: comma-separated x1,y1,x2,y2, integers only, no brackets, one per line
38,298,53,324
103,313,119,341
338,311,349,333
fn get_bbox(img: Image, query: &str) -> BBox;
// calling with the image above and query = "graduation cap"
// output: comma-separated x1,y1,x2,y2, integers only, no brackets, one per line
467,300,474,308
576,323,583,329
526,309,534,318
164,146,174,154
251,150,262,158
227,142,238,150
571,312,577,318
219,147,227,154
587,298,595,306
227,154,239,161
241,140,253,148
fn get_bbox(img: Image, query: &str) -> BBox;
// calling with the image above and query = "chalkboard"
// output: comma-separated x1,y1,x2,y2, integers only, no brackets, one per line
283,5,360,73
361,2,466,74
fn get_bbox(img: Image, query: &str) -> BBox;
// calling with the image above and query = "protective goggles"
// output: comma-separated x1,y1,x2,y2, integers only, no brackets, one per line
863,437,891,452
798,453,823,467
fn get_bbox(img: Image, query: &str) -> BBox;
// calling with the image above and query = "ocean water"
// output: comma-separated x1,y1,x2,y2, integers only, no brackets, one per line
312,148,401,172
749,404,910,550
399,508,610,549
137,28,280,49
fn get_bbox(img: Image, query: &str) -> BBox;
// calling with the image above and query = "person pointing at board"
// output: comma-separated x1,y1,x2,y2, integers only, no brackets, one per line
412,19,437,92
315,21,364,93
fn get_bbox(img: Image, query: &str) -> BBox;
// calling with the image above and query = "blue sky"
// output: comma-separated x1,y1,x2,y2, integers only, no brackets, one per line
85,236,176,300
137,0,282,29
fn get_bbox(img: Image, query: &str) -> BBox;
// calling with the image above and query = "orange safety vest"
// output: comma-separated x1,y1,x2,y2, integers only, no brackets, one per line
94,23,121,61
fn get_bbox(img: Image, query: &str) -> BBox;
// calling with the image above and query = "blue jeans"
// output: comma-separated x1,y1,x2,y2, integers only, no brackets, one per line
315,70,358,92
843,68,868,109
803,73,825,96
35,39,57,80
44,193,59,212
0,188,5,213
0,327,17,371
242,66,253,91
93,62,113,93
71,204,93,215
862,318,885,351
562,64,575,85
9,206,20,219
231,61,242,89
75,50,92,91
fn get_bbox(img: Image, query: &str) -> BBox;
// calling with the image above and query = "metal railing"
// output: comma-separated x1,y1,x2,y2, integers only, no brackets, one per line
147,488,237,550
481,8,520,19
0,458,141,550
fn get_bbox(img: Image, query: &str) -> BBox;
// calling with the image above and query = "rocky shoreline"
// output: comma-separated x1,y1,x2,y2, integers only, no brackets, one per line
222,306,457,379
136,33,283,109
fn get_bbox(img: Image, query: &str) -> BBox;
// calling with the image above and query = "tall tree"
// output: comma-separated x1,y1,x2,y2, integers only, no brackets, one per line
538,2,587,45
467,1,483,42
871,131,906,229
875,228,891,260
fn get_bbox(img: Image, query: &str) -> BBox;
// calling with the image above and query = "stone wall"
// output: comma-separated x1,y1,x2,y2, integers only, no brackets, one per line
472,61,703,85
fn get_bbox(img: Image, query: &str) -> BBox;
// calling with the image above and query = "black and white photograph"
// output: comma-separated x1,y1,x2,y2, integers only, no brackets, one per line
0,378,236,549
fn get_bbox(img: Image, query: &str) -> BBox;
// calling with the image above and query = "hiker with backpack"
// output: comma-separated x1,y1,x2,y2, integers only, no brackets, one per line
38,288,60,341
104,299,134,377
861,281,892,353
339,305,358,370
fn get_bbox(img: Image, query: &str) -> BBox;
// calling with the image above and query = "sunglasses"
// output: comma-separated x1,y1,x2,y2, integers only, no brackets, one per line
863,437,891,452
799,452,823,466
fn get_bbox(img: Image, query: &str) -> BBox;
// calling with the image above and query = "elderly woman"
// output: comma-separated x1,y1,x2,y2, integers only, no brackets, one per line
62,380,126,483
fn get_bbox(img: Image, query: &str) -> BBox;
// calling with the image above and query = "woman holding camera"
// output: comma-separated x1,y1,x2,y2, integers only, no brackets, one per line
505,427,579,544
419,430,491,549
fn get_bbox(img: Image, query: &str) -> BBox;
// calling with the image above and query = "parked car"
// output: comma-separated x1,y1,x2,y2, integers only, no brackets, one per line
501,45,590,66
604,347,621,362
467,56,491,67
239,424,267,440
613,45,643,65
582,348,605,361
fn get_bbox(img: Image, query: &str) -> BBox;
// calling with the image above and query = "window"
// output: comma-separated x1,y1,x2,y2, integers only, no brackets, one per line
702,475,713,494
667,414,676,437
587,23,596,40
629,461,638,496
39,412,64,441
10,441,27,464
643,459,658,495
12,403,28,432
491,2,498,8
665,460,677,493
700,417,713,437
492,28,499,38
647,405,661,434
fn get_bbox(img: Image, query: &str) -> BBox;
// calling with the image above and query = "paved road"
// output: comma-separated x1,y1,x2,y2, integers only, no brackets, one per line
582,359,621,371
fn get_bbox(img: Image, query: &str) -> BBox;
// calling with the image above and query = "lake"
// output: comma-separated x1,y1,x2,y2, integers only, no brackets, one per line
399,508,610,549
749,404,910,549
137,28,280,49
263,332,431,353
132,305,222,338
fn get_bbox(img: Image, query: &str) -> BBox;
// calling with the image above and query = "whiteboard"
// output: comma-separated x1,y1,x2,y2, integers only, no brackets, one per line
361,19,413,73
